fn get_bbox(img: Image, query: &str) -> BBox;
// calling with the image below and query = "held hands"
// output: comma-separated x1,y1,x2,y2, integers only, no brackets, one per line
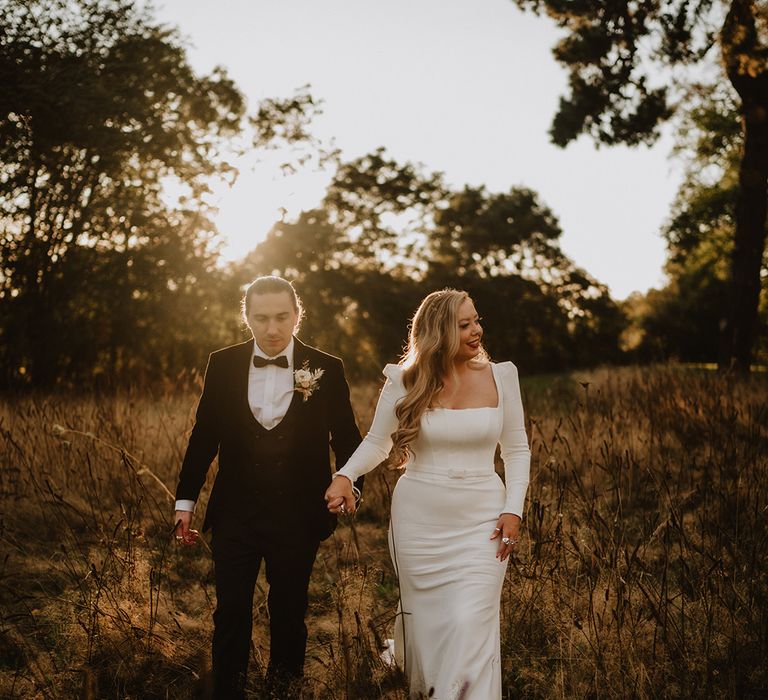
491,512,521,562
325,475,356,515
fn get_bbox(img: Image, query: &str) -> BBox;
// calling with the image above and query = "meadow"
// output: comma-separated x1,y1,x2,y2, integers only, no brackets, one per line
1,366,767,699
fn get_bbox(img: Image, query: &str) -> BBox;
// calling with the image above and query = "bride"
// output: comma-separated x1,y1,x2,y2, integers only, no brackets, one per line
325,289,531,699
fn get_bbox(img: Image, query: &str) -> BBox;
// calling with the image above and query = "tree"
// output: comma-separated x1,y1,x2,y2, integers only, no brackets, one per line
236,150,626,376
0,0,246,386
624,83,767,364
0,1,323,387
429,185,626,369
513,0,768,372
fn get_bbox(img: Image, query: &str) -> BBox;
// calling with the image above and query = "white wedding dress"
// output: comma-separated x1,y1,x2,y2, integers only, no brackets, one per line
335,362,530,699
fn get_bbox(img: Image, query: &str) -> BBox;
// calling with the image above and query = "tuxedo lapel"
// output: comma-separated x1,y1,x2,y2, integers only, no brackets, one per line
233,338,260,429
292,335,309,373
279,336,309,426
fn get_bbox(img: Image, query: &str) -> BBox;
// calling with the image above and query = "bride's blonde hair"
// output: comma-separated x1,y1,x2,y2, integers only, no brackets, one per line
390,289,486,468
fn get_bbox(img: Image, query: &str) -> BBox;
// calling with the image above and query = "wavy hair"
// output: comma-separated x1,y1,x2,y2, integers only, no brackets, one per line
389,289,486,467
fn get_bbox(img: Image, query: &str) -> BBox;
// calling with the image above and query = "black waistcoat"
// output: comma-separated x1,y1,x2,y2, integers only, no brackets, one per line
208,387,308,534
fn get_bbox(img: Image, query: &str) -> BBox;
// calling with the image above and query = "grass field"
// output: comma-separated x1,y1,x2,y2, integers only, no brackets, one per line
1,366,767,698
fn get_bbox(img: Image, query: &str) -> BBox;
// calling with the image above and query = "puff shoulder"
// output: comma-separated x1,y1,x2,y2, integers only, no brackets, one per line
493,360,517,379
382,363,404,383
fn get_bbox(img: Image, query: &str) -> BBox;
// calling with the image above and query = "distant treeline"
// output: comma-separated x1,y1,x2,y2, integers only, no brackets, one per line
1,0,765,389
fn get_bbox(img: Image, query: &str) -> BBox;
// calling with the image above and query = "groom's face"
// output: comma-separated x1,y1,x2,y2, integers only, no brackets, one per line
246,291,299,356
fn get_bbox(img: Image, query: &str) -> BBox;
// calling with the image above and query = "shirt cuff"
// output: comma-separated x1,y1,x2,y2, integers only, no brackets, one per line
175,499,196,512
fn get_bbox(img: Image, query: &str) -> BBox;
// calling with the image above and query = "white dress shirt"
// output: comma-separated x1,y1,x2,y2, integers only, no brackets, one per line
248,337,295,430
174,338,295,513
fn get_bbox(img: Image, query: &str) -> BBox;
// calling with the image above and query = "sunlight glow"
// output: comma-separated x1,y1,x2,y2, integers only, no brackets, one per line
212,156,332,262
153,0,685,299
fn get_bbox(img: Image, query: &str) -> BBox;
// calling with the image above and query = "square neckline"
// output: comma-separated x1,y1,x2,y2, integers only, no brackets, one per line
428,363,501,411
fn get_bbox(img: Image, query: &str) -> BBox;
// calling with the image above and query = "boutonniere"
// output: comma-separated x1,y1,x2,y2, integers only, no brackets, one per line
294,361,325,402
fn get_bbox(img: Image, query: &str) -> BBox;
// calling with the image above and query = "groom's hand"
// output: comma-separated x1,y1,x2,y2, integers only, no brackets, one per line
325,475,356,514
173,510,198,545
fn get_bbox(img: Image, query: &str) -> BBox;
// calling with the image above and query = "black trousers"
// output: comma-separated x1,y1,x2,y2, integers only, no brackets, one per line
210,523,320,699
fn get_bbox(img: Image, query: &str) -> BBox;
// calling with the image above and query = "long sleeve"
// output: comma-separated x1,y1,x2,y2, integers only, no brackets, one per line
327,357,363,469
175,352,222,503
334,364,403,483
498,362,531,518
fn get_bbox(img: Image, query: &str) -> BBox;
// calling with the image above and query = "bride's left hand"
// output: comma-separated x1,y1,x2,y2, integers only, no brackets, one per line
491,513,521,561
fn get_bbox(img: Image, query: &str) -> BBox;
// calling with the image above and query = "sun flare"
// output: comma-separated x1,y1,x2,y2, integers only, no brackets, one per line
211,156,333,263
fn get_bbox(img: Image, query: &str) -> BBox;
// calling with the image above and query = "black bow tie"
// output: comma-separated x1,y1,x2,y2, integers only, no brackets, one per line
253,355,289,369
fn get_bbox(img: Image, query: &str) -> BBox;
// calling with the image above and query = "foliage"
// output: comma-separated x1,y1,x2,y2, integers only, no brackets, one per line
665,83,743,266
624,83,768,364
251,84,341,175
0,0,329,389
0,0,249,387
514,0,768,371
237,149,625,377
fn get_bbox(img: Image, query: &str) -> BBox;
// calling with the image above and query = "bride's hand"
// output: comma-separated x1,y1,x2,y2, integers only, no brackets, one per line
491,513,521,561
325,474,356,514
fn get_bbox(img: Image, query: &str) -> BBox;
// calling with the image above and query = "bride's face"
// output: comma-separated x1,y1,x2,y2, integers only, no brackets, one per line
454,298,483,362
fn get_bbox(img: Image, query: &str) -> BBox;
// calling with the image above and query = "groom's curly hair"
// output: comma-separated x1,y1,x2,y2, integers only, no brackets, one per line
240,276,305,329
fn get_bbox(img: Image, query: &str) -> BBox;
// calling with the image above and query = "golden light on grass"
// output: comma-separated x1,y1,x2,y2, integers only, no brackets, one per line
1,367,767,697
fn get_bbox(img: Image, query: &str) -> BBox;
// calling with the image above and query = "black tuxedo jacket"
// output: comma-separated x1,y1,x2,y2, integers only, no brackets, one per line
175,336,362,539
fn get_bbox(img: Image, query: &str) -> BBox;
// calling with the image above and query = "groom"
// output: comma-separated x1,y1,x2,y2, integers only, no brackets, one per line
173,276,362,699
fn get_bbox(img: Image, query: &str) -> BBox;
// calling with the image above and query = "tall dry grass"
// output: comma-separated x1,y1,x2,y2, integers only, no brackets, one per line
0,366,766,698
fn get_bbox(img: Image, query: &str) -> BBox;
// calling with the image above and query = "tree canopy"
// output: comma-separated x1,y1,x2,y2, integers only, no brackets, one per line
514,0,768,372
3,0,710,387
624,82,767,364
237,149,625,377
0,0,323,388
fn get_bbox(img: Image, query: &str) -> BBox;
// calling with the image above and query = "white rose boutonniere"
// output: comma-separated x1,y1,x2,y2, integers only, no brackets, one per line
294,361,325,402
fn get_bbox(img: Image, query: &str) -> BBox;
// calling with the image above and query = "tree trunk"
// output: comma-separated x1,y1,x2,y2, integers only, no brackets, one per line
725,102,768,372
720,0,768,373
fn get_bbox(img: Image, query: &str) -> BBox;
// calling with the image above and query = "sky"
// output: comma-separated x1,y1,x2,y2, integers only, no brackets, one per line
153,0,685,300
